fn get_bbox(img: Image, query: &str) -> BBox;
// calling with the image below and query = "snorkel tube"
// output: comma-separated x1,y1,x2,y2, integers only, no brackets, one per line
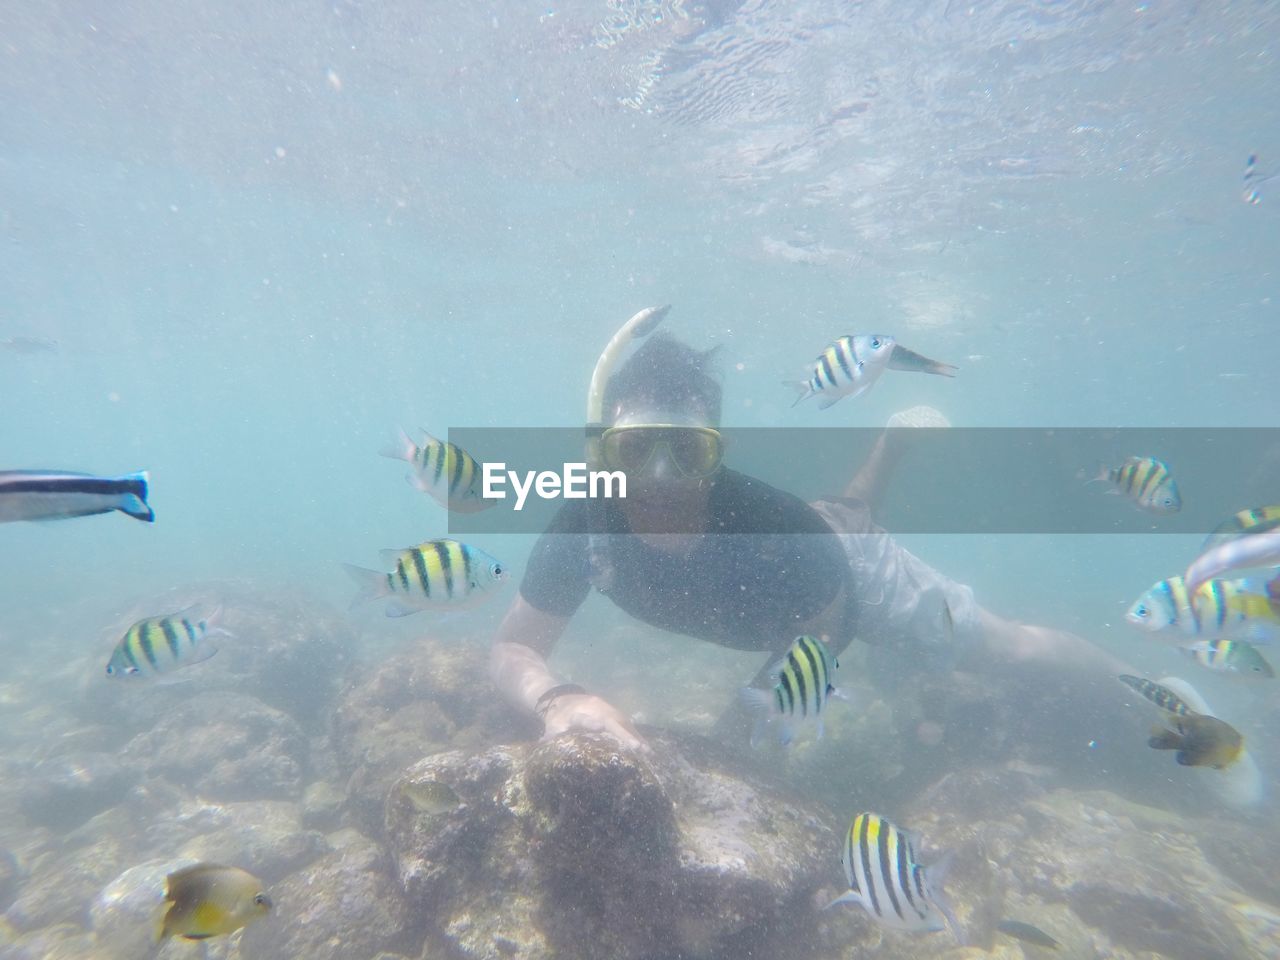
585,304,671,591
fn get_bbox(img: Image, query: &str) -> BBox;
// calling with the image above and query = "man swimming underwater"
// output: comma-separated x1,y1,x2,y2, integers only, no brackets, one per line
489,307,1126,750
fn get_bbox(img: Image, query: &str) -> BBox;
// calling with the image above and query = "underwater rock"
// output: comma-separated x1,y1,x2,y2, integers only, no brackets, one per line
1197,820,1280,908
387,730,837,960
207,584,357,732
124,690,308,801
333,640,526,834
176,800,329,883
16,752,136,831
899,776,1260,960
302,780,346,831
238,828,411,960
5,836,130,933
89,857,199,960
0,921,97,960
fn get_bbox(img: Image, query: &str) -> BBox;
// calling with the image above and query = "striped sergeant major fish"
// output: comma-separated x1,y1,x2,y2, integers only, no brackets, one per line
380,429,494,514
1088,456,1180,513
344,539,507,618
786,334,956,409
106,607,225,679
1203,505,1280,553
741,635,843,747
1126,575,1280,645
0,470,153,524
1181,639,1274,679
829,812,963,942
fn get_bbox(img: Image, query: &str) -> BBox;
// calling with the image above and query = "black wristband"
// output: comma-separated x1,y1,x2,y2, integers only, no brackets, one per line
534,683,587,719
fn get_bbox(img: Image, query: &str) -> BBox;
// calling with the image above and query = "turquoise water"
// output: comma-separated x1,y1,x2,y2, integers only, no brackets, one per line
2,3,1280,958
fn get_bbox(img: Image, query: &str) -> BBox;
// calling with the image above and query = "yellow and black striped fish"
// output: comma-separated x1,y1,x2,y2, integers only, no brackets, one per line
829,813,962,940
787,335,895,409
106,607,224,679
381,428,493,513
742,635,841,746
1181,639,1275,679
344,539,507,618
1091,457,1181,513
1202,505,1280,552
1117,674,1195,715
1126,575,1280,644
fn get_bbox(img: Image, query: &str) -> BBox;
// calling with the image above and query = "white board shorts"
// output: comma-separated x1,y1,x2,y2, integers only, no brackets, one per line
809,496,982,652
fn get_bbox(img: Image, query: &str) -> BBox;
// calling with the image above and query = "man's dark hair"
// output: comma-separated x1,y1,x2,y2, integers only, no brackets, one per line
603,333,722,425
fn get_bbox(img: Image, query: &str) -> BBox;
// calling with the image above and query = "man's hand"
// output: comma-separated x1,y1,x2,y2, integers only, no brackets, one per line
540,692,649,751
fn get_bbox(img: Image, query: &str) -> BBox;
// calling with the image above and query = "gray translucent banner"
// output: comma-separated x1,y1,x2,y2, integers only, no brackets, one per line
439,428,1280,536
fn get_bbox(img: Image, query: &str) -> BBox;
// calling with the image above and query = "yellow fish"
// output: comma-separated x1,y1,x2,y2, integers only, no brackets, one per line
153,863,271,942
1148,714,1244,770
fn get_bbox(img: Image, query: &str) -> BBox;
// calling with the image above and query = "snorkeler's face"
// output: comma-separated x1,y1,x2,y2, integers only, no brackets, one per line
602,410,723,484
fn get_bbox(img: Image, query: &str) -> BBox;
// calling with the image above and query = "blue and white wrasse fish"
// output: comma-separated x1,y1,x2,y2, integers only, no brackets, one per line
1185,528,1280,598
828,812,963,942
106,607,227,679
380,428,494,513
786,335,957,409
0,470,153,523
742,635,844,746
1126,575,1280,645
345,539,508,617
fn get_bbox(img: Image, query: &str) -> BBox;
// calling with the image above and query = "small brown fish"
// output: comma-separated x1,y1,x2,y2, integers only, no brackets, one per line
1149,714,1244,770
402,779,462,816
153,863,271,942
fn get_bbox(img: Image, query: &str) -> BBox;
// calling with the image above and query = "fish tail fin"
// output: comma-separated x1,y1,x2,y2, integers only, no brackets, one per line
887,344,958,377
379,427,416,464
1148,726,1183,751
152,897,174,944
740,687,776,748
343,563,390,609
1081,461,1112,488
926,852,967,946
783,379,813,407
825,890,862,910
116,470,154,522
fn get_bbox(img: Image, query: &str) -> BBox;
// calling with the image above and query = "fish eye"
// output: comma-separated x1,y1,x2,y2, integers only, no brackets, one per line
105,665,114,675
491,563,503,577
1134,605,1148,619
254,893,268,906
870,337,882,348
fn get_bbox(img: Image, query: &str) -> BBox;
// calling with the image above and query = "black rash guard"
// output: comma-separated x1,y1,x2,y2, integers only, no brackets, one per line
518,469,852,651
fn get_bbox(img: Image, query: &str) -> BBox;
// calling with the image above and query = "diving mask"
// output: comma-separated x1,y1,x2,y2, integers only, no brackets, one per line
600,423,724,478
